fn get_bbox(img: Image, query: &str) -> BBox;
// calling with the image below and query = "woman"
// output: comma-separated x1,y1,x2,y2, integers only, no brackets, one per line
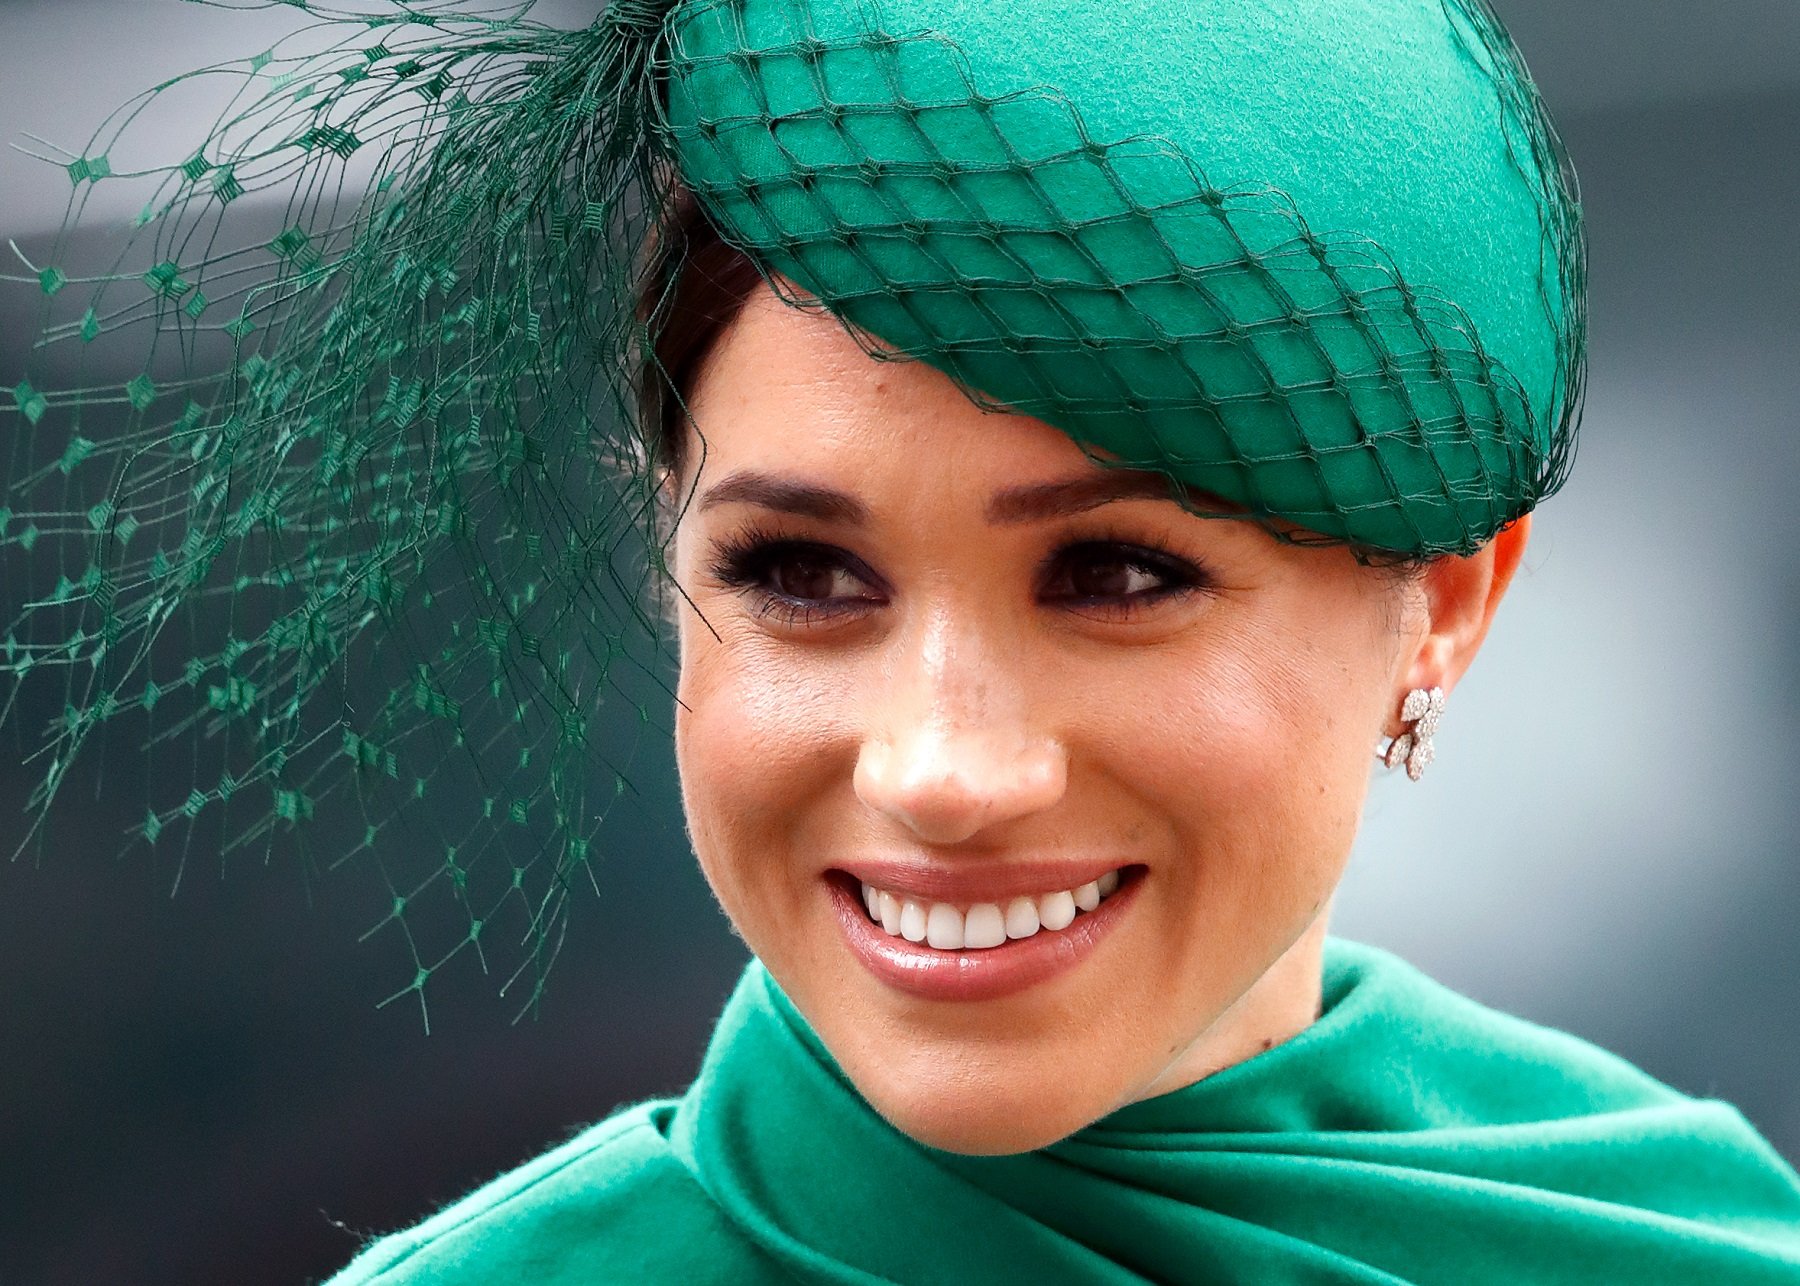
6,0,1799,1280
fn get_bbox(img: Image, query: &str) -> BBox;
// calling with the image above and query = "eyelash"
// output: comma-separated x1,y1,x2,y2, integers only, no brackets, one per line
705,521,1212,628
705,522,882,628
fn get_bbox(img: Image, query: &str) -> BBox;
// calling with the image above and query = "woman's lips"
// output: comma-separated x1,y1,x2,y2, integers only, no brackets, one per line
835,856,1130,907
827,868,1142,1002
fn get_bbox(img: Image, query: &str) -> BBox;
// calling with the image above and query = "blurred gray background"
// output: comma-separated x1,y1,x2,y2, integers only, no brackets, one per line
2,1,1797,1283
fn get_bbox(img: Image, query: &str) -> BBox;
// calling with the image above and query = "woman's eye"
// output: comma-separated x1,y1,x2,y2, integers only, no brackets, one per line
709,536,882,626
709,533,1203,628
1042,543,1201,608
762,547,864,602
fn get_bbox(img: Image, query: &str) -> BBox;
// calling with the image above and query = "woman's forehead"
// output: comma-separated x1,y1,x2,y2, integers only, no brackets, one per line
687,282,1079,477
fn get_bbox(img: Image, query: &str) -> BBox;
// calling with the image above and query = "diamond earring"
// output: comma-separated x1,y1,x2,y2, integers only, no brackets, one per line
1381,686,1446,781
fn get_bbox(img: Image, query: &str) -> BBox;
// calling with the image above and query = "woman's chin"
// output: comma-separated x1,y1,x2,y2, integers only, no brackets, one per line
880,1102,1091,1156
851,1061,1119,1156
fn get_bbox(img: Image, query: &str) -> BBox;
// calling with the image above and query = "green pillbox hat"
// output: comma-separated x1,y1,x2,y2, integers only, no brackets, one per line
662,0,1585,554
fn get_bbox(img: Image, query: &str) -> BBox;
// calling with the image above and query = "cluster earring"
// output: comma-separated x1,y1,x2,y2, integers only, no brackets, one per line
1381,686,1446,782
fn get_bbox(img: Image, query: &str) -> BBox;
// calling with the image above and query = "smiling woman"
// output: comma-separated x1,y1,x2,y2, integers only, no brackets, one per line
666,282,1521,1157
5,0,1800,1281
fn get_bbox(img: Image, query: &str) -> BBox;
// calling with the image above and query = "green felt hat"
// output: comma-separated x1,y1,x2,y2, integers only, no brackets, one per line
662,0,1584,554
0,0,1580,1011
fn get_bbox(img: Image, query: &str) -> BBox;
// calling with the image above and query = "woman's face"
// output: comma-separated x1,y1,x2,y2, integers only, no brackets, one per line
669,285,1428,1155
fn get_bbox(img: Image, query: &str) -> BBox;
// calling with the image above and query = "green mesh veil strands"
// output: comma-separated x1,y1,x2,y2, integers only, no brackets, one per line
2,0,1583,1014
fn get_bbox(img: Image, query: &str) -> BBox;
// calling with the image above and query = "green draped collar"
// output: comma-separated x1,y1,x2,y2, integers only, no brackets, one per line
667,938,1800,1284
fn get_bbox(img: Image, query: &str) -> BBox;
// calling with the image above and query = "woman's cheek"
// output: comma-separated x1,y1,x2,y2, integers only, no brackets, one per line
1101,647,1275,803
677,634,856,919
1109,636,1367,906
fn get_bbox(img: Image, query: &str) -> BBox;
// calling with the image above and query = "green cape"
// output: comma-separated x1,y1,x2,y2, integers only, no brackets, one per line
328,939,1800,1283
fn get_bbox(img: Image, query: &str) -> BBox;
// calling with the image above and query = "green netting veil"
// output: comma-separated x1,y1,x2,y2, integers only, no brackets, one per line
1,0,1582,1014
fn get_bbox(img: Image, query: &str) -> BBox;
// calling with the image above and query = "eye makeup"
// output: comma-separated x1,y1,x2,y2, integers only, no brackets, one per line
703,518,1216,629
705,521,887,628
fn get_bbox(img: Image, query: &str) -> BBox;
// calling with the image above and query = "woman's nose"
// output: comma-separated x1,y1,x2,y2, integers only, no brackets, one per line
852,624,1068,845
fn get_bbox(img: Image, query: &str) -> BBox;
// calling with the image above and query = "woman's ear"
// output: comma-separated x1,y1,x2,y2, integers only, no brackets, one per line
1402,513,1531,697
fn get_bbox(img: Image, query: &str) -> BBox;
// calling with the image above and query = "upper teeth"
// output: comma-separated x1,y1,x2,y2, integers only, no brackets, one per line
859,869,1124,951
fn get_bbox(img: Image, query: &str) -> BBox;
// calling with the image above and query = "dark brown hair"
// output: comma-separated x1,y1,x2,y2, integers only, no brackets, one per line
637,188,765,487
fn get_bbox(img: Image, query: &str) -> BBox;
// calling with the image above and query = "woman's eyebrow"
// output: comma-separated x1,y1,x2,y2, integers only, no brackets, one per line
696,468,1199,525
984,471,1199,524
697,471,869,523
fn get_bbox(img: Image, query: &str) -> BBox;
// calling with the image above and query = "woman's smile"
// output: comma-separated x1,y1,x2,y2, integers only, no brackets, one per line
826,864,1144,1002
